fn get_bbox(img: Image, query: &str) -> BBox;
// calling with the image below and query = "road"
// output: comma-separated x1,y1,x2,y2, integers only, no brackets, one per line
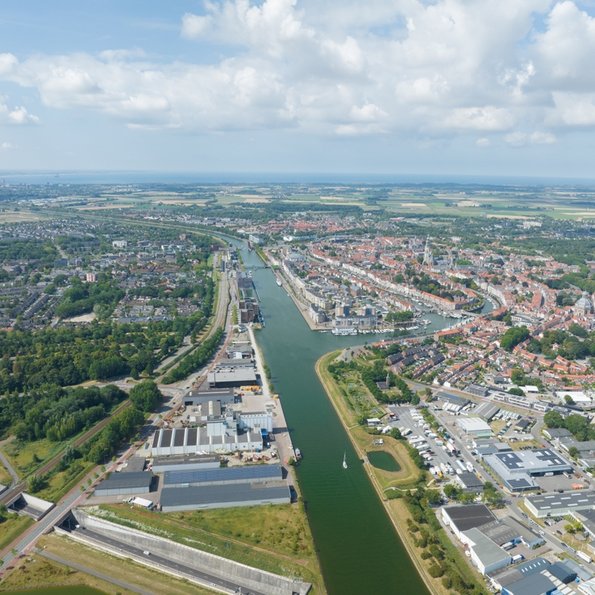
67,527,260,595
37,549,152,595
0,399,132,507
0,440,19,486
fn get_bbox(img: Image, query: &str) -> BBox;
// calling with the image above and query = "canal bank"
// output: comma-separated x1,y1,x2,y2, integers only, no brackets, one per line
236,241,444,595
314,351,439,595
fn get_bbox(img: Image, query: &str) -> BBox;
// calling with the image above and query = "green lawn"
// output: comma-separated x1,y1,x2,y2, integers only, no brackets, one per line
0,515,34,551
1,439,60,476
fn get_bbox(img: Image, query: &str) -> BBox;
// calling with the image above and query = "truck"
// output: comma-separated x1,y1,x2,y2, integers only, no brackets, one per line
577,551,592,563
446,442,457,456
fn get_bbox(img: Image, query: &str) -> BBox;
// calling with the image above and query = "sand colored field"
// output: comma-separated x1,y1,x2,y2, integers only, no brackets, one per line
400,202,428,208
243,197,271,203
0,211,43,222
77,204,134,210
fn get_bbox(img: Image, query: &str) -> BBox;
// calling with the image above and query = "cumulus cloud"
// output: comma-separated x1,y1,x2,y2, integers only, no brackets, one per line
0,98,39,125
505,131,557,146
2,0,595,143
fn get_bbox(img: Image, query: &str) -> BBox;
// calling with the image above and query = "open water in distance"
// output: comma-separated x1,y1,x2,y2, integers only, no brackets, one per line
237,244,451,594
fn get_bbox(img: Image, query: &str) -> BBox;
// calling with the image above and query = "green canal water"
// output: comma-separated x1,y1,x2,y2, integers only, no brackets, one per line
368,451,401,472
238,245,453,595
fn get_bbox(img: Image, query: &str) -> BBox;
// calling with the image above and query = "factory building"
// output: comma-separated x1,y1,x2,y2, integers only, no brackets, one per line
457,417,493,438
94,471,154,497
150,424,264,456
484,449,573,492
160,483,291,512
524,490,595,518
207,365,258,388
462,527,511,575
163,464,283,488
151,454,221,474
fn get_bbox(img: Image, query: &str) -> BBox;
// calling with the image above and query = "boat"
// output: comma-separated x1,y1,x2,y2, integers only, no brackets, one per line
342,451,348,469
332,327,358,336
294,448,302,461
276,278,282,287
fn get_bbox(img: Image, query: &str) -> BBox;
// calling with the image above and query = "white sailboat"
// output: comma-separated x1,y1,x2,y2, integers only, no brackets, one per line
342,451,348,469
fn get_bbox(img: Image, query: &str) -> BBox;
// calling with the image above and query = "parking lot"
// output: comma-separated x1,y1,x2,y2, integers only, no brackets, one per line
388,405,473,480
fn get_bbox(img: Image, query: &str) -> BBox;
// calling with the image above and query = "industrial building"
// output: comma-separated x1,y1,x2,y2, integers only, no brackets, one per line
455,472,485,492
183,389,236,407
151,454,221,474
207,365,258,388
524,490,595,518
435,391,469,412
457,417,493,438
150,426,263,456
160,482,291,512
94,471,154,497
442,504,495,540
462,527,511,575
163,464,283,488
484,449,573,492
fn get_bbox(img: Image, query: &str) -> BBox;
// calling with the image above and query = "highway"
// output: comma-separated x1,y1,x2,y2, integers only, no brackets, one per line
67,526,264,595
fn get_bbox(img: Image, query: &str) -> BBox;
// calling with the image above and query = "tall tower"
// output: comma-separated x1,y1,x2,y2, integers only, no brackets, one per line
423,237,433,267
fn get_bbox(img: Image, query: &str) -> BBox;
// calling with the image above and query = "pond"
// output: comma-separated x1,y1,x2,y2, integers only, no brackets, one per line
368,450,401,472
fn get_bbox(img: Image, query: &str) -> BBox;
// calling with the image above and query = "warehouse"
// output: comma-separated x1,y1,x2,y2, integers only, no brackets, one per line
160,482,291,512
163,464,283,488
501,572,556,595
442,504,495,540
524,490,595,518
150,426,263,456
207,365,257,389
94,471,154,497
183,388,236,407
151,454,221,473
484,449,573,492
457,417,493,438
435,391,469,412
462,527,511,575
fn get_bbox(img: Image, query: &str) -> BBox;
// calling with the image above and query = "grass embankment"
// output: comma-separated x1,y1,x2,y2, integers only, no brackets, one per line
93,502,325,594
0,461,11,486
0,515,34,551
0,534,215,594
316,351,418,490
1,439,59,476
316,350,487,595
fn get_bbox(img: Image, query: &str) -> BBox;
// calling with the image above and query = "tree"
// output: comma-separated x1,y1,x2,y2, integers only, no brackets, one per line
544,411,564,428
500,326,530,351
129,380,162,413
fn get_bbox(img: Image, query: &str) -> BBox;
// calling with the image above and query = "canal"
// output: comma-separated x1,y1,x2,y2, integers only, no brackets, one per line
235,244,461,595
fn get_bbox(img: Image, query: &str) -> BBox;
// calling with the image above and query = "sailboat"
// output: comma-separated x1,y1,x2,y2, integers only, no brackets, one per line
342,451,348,469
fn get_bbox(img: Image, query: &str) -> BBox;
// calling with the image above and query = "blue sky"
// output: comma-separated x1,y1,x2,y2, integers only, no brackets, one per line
2,0,595,178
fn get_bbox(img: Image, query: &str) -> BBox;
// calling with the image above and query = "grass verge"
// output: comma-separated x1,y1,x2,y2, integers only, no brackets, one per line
1,533,215,594
92,502,325,594
0,515,34,551
316,350,487,595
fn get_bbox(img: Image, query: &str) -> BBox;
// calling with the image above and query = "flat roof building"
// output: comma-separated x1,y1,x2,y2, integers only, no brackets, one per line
462,527,511,575
160,482,291,512
455,472,484,492
163,464,283,488
207,366,257,389
94,471,154,497
501,572,557,595
457,417,493,438
442,504,495,540
484,448,572,492
151,454,221,473
524,490,595,518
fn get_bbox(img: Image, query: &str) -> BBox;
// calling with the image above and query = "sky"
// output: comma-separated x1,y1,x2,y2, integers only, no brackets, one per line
1,0,595,179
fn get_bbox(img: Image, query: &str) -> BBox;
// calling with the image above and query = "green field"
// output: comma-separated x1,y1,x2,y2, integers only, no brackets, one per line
0,515,34,551
94,503,325,593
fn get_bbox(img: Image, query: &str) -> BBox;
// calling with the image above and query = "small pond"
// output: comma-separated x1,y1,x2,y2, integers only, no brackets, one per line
368,450,401,472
